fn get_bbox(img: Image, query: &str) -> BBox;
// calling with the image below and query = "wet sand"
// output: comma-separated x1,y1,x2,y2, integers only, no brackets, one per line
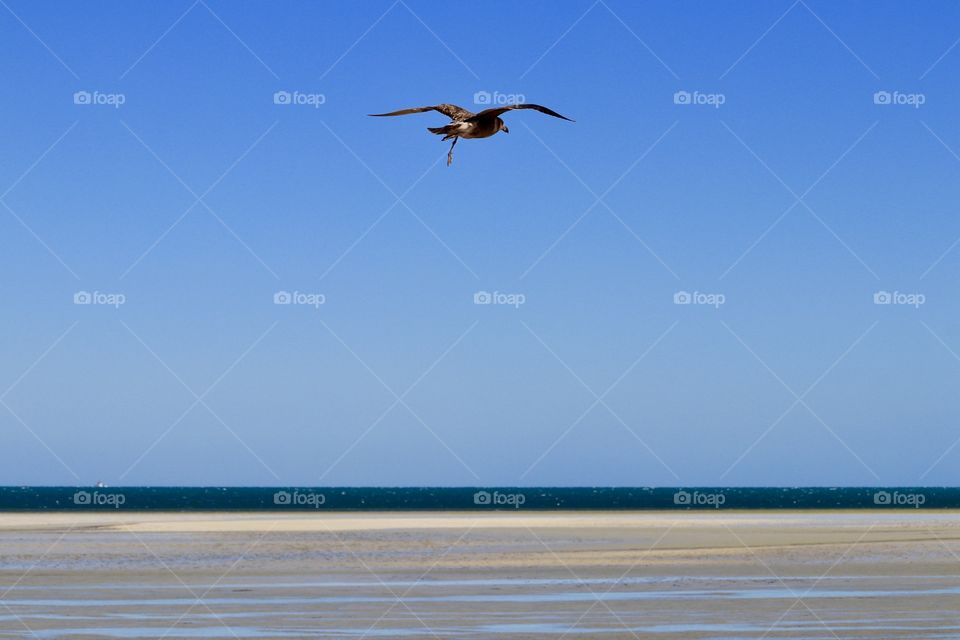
1,511,959,638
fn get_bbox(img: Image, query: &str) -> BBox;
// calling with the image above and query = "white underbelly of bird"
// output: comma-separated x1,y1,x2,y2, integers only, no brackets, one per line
427,120,497,140
453,121,497,139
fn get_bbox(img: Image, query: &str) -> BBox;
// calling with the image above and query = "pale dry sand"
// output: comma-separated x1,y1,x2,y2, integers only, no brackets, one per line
2,510,926,532
1,511,959,638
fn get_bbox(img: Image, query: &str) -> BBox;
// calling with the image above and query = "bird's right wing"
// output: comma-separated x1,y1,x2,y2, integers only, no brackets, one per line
471,104,574,122
368,104,474,121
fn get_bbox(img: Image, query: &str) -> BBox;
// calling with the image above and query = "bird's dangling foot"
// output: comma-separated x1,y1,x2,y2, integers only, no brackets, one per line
447,136,458,166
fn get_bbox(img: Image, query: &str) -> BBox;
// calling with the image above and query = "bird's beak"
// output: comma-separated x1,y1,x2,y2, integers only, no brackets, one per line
502,126,509,134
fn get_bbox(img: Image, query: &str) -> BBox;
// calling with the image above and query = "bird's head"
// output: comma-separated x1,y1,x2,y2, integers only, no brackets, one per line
497,118,509,134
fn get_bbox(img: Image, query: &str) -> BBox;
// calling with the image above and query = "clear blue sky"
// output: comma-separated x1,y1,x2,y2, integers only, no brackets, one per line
2,0,960,486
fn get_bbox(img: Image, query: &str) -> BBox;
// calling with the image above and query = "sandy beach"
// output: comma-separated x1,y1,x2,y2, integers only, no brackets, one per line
1,511,959,638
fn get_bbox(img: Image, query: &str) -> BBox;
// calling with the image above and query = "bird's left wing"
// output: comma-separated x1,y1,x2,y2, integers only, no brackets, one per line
470,104,574,122
369,104,474,121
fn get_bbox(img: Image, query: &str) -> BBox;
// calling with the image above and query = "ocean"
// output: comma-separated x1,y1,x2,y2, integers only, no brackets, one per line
0,486,953,510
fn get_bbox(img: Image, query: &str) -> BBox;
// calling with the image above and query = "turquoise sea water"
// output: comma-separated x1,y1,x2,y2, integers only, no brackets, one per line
0,487,954,511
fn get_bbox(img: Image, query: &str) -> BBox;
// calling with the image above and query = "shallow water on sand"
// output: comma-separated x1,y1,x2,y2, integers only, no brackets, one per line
4,575,960,638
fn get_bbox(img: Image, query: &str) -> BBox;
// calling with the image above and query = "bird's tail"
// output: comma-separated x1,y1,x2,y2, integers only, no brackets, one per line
427,125,455,135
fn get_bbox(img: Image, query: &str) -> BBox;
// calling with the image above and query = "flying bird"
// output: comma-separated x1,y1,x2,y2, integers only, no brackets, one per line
369,103,574,166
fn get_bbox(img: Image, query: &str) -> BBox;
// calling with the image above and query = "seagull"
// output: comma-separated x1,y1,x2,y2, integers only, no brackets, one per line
369,103,574,166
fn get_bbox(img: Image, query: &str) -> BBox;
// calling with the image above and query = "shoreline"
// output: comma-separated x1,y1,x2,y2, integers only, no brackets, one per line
2,508,959,532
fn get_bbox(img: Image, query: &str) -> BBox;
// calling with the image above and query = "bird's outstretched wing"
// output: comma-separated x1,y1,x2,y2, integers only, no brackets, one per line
368,104,475,121
471,104,574,122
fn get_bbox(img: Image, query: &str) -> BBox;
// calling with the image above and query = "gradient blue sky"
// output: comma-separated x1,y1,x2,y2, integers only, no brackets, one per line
2,0,960,486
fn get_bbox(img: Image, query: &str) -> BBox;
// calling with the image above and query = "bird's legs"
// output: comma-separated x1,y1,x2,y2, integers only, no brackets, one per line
447,136,458,166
